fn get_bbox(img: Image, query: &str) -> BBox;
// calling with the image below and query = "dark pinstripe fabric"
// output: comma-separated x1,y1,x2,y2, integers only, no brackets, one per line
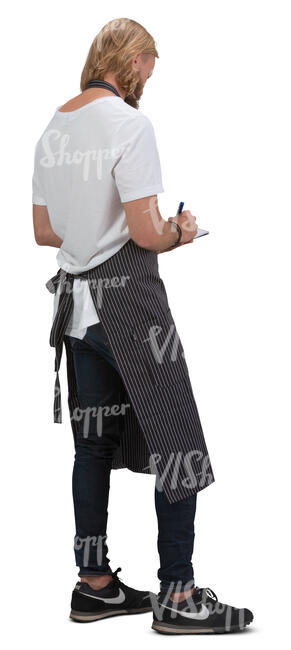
46,239,214,504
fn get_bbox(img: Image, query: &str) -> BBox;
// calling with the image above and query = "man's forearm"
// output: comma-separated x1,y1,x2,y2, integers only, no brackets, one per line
140,219,180,252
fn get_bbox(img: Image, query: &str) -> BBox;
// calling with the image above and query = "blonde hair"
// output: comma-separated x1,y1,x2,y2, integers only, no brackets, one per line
80,18,158,108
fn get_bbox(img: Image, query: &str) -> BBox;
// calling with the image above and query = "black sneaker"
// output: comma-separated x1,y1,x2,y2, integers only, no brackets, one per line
151,586,253,634
70,568,154,622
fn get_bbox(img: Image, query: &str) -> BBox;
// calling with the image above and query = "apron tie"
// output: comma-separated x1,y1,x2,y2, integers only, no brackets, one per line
46,268,90,423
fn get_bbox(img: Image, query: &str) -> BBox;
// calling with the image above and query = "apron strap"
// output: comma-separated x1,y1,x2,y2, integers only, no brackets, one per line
46,270,87,423
45,268,62,294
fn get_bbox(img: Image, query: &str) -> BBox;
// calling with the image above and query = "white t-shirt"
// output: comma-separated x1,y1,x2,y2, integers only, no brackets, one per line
32,96,164,338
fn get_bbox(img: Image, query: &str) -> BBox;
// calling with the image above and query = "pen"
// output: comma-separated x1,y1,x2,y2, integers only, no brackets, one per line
176,201,184,215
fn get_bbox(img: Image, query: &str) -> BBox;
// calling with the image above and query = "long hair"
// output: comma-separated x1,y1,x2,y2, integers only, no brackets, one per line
80,18,158,109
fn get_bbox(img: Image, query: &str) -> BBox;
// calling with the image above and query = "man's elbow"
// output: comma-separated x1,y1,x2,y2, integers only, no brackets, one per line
34,230,47,246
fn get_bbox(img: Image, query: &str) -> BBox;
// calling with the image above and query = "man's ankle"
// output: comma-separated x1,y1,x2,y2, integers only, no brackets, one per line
80,574,113,590
170,587,195,603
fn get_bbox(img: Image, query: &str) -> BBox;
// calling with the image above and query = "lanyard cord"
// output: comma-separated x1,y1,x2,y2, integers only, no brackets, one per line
86,79,121,98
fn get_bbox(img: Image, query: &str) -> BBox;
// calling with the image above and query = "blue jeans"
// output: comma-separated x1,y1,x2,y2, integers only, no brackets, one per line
66,322,197,592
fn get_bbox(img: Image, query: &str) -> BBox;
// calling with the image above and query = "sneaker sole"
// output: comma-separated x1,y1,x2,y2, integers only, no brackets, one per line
152,619,253,634
70,606,152,622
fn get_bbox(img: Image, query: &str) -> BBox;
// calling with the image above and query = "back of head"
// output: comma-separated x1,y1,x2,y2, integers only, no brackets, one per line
80,18,158,109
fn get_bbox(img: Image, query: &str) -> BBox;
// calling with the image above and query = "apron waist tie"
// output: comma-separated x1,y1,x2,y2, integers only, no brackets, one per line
45,267,91,423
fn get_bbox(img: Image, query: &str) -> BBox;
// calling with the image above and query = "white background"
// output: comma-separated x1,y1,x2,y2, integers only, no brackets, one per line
1,0,290,647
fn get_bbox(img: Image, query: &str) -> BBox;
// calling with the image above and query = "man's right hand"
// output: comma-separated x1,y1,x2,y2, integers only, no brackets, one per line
168,211,198,244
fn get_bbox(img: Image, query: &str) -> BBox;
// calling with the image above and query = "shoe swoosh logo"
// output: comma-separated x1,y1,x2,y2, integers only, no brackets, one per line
81,588,126,605
161,603,210,620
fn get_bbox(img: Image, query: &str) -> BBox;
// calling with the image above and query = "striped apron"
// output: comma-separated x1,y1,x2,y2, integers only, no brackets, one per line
46,239,214,504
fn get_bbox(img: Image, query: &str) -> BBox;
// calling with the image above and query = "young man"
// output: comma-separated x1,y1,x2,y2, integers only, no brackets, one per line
32,18,253,633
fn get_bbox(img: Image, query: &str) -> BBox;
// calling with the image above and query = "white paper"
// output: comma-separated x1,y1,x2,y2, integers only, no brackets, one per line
194,228,209,238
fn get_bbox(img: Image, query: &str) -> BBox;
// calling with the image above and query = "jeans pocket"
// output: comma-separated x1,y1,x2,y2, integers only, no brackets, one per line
68,335,78,349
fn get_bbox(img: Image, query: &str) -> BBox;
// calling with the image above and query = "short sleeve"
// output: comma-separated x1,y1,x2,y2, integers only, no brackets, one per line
32,148,46,205
113,115,164,203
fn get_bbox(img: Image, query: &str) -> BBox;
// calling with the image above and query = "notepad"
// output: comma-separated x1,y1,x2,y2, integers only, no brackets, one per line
194,228,209,238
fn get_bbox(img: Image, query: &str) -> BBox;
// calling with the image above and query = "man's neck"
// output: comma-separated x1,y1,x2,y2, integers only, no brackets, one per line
103,73,126,100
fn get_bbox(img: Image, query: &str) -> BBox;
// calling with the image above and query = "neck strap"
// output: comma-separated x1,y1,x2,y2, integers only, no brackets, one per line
86,79,121,98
